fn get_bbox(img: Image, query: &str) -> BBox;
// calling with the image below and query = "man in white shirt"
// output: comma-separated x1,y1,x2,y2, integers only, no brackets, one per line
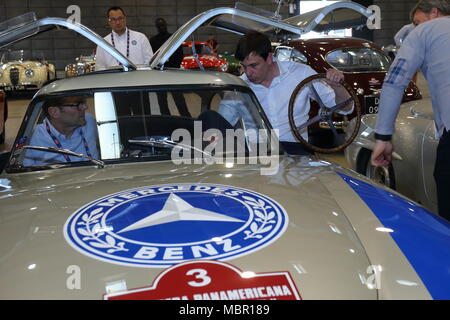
95,6,153,70
219,31,352,153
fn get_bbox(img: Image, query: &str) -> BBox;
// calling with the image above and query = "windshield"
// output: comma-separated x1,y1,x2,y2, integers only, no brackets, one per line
10,86,277,171
326,48,391,72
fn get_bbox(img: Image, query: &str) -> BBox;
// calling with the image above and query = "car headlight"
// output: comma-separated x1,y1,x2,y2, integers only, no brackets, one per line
25,69,34,78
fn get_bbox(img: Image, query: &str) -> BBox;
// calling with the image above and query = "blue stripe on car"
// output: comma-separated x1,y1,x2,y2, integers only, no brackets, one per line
337,171,450,300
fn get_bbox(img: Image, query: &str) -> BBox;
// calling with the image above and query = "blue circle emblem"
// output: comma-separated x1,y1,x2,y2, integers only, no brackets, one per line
64,184,288,268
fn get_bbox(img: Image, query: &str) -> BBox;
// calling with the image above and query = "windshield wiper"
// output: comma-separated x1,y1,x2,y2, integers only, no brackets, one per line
23,145,105,168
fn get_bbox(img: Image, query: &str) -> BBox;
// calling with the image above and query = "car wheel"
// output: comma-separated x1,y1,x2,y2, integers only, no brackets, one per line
358,149,396,190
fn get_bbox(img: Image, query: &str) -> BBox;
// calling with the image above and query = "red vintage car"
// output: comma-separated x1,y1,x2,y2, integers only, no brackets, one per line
0,89,7,144
181,41,228,72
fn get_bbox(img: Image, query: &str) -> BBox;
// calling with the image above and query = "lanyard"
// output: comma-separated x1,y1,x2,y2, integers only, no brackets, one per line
45,119,92,162
111,29,130,62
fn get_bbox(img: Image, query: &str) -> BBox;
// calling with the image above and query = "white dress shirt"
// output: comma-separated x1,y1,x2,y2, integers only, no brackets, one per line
95,28,153,70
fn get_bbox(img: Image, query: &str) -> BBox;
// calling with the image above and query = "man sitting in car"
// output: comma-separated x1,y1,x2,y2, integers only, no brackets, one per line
23,95,99,166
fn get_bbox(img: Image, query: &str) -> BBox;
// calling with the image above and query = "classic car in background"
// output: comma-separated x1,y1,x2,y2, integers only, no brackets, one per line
345,97,438,213
65,54,96,77
181,41,228,72
0,89,7,144
0,4,449,301
0,49,56,91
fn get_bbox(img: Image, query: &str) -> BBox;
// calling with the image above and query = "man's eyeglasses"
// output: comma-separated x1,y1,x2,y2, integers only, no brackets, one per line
108,16,125,23
59,101,87,110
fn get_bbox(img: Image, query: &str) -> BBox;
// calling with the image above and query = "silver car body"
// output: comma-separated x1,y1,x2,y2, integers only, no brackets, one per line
0,4,449,300
345,98,438,213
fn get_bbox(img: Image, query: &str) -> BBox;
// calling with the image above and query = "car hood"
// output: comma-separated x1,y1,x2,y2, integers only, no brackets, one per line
0,157,434,299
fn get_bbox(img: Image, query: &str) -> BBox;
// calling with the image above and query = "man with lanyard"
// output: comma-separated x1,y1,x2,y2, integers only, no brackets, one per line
371,0,450,220
218,31,353,154
95,6,153,70
23,96,99,166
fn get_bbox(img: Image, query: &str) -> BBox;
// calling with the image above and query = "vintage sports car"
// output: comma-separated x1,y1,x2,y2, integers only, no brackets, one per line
0,4,449,301
0,49,56,91
65,54,96,77
0,89,6,144
345,97,438,214
181,41,228,72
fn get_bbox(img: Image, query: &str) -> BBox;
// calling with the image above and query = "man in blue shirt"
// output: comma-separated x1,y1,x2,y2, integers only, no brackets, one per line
23,95,99,166
371,0,450,220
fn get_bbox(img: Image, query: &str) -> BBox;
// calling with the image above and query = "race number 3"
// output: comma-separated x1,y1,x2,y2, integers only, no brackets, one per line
186,268,212,287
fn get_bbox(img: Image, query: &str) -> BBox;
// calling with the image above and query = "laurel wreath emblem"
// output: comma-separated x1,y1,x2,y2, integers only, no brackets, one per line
76,208,128,254
242,196,277,240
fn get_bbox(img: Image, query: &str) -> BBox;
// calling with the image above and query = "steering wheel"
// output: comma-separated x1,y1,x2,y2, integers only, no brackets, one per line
288,73,361,153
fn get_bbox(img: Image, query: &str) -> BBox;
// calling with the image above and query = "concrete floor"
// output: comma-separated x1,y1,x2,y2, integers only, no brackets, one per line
0,72,430,168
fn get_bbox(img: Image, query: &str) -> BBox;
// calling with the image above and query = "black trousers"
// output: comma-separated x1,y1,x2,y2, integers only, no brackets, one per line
434,128,450,221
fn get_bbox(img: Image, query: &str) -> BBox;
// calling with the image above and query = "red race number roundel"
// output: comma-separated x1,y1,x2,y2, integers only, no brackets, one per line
104,260,301,300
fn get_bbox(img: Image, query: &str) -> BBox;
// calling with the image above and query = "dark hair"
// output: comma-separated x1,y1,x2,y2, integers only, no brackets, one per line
235,31,272,61
107,6,126,18
410,0,450,20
